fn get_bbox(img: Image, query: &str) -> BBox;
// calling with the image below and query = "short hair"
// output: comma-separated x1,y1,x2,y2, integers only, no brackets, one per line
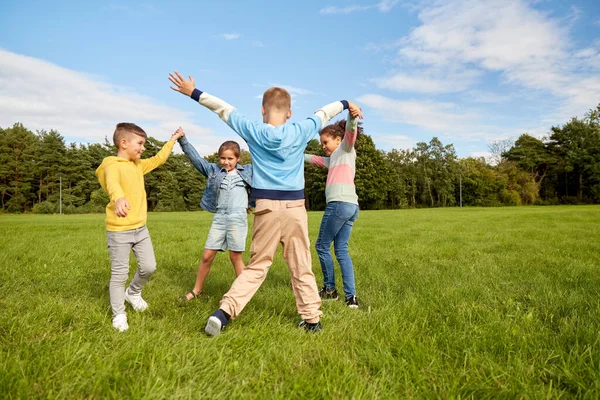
113,122,147,147
320,119,347,139
218,140,241,158
262,87,291,112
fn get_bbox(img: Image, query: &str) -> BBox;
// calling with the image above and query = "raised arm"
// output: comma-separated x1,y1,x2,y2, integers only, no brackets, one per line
314,101,349,128
339,115,359,153
169,71,254,142
140,132,178,174
177,135,216,177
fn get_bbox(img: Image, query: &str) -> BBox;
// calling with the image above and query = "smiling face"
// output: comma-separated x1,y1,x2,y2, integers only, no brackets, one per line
320,133,342,156
219,149,240,172
123,133,146,161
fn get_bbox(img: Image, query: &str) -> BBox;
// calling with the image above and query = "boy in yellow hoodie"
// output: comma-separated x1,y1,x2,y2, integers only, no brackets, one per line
96,123,183,331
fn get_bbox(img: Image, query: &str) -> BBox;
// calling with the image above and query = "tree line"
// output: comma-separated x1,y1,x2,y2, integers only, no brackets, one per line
1,104,599,214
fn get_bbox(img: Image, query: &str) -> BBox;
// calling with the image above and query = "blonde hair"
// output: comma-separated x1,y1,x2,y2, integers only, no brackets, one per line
113,122,147,147
262,87,291,112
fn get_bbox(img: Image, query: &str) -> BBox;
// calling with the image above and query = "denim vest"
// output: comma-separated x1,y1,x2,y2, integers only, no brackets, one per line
178,137,253,213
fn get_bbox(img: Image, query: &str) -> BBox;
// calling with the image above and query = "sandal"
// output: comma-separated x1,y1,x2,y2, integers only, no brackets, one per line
178,290,201,302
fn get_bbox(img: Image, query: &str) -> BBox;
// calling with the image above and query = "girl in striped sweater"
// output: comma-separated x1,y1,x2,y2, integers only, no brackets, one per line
305,106,362,308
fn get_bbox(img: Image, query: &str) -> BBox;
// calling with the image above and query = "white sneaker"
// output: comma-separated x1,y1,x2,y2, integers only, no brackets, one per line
124,288,148,312
205,316,223,336
112,314,129,332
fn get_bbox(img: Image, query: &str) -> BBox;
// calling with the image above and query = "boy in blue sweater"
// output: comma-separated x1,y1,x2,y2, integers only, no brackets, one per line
169,71,362,335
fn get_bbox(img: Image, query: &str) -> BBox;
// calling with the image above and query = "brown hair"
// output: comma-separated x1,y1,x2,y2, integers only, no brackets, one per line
320,119,347,139
218,140,241,158
262,87,291,112
113,122,147,147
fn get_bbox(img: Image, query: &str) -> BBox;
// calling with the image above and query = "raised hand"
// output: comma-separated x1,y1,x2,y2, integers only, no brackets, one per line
169,71,195,97
172,126,185,140
115,197,131,218
348,101,363,119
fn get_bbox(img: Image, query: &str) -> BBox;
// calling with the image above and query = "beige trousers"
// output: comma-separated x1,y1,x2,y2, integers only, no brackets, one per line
219,199,322,323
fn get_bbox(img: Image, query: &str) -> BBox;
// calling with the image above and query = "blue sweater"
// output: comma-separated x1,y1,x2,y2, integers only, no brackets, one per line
190,88,348,200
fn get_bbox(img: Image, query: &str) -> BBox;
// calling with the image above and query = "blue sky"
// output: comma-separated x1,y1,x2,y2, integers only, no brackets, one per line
1,0,599,159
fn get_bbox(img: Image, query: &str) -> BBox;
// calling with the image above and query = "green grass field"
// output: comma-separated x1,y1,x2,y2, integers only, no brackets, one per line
1,206,600,398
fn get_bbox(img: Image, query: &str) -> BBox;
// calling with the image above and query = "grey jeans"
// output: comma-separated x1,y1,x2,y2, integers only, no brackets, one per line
106,226,156,316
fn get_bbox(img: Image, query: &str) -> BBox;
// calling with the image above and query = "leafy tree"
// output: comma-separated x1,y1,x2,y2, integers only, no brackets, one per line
354,133,387,210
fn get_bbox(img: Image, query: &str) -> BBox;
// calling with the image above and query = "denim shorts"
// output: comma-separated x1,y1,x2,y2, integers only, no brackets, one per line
205,211,248,252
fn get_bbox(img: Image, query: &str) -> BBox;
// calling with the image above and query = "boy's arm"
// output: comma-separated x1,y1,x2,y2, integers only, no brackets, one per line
140,129,181,174
304,154,330,168
169,71,253,142
314,101,349,129
178,136,215,177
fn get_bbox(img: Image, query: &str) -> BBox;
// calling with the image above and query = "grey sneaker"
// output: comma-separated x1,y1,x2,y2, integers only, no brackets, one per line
124,288,148,312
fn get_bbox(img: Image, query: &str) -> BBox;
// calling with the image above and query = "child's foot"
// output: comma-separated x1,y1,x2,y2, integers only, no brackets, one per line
178,289,201,302
112,314,129,332
318,286,338,301
298,320,322,333
346,295,359,309
124,288,148,312
205,309,230,336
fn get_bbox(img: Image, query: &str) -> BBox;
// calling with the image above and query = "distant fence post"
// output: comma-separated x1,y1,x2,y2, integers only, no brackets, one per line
459,172,462,208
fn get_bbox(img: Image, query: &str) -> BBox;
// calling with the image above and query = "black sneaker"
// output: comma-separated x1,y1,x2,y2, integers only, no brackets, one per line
318,286,338,301
345,296,359,309
298,320,322,333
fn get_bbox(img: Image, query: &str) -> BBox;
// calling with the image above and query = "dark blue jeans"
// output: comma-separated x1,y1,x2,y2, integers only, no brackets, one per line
315,201,359,298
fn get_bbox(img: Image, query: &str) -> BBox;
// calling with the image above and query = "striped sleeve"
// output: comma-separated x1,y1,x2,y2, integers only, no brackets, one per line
339,114,358,152
304,154,330,168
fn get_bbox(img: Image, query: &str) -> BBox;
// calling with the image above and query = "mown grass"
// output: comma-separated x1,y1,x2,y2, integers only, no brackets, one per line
1,206,600,399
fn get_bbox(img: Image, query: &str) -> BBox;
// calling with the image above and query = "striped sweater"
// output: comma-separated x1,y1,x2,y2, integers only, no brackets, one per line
304,114,358,205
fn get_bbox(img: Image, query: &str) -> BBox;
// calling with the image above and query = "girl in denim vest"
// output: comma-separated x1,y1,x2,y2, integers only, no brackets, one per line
177,132,253,301
305,110,361,308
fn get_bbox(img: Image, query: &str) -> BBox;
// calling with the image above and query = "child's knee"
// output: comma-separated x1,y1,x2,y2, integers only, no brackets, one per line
110,272,128,284
140,261,157,276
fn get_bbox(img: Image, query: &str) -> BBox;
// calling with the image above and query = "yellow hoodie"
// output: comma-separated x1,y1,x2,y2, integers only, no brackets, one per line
96,139,176,232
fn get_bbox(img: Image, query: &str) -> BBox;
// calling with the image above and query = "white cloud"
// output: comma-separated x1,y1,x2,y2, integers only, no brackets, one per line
252,83,321,103
468,151,498,165
320,0,399,14
463,90,511,103
374,133,415,150
220,33,240,40
357,93,479,133
251,40,265,47
377,0,400,12
357,93,511,143
369,0,600,128
320,5,371,14
0,49,223,156
373,68,481,93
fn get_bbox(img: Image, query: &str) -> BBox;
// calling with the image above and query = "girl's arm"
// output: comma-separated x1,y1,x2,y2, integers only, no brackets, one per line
339,113,358,153
304,154,330,168
178,136,216,177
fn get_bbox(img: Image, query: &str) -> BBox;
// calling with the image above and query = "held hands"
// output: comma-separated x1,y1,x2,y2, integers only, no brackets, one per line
114,197,131,218
348,101,363,119
169,71,195,97
172,126,185,140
